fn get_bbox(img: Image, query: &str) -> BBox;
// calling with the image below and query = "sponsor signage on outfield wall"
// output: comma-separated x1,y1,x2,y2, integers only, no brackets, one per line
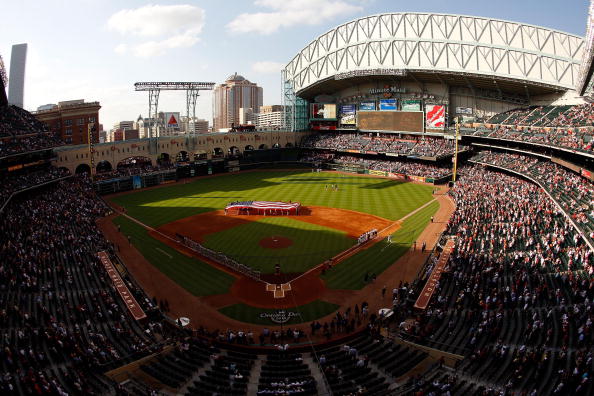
368,170,387,176
97,251,147,321
408,175,426,183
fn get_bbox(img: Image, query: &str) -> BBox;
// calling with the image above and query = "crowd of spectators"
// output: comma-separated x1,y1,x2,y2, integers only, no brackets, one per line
471,151,594,243
486,103,594,128
332,154,452,178
0,175,169,394
0,105,64,157
401,165,593,395
478,103,594,153
302,133,466,157
469,126,594,153
0,105,47,136
0,166,70,209
94,162,176,181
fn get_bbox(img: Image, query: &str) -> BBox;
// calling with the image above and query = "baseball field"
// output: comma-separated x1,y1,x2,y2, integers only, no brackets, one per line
109,170,439,326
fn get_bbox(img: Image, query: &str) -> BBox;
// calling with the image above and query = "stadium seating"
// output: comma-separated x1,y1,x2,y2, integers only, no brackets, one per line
0,105,63,157
478,103,594,153
302,132,467,157
1,98,593,395
471,151,594,244
402,164,593,395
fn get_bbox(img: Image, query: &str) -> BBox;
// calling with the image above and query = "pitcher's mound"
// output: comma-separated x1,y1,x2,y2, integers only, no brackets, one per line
259,236,293,249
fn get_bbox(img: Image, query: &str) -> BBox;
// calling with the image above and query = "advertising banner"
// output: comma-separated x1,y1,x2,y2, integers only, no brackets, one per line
98,252,146,320
379,99,397,111
401,100,421,111
163,112,181,129
426,104,446,128
132,175,142,189
455,107,473,115
369,170,387,176
387,172,406,179
340,104,356,125
409,175,426,183
360,101,376,111
311,103,337,120
414,239,455,309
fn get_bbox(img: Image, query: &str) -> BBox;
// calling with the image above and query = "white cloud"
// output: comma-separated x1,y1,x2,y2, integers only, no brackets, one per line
227,0,363,35
107,4,205,56
114,43,127,55
132,34,200,57
251,61,285,74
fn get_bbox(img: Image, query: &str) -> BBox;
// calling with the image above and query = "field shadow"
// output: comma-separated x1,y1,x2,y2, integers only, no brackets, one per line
360,179,407,189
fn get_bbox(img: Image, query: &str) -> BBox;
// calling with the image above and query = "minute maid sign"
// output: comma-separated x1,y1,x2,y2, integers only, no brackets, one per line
260,310,302,324
369,85,406,96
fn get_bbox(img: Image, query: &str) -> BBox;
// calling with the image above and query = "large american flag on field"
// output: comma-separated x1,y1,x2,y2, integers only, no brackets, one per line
226,201,301,210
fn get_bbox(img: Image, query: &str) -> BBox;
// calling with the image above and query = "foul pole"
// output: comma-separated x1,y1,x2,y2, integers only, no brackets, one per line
452,117,460,183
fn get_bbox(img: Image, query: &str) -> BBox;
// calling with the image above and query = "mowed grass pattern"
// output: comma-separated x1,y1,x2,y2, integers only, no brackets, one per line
113,216,235,296
218,300,339,326
322,200,440,290
202,217,355,274
111,171,434,227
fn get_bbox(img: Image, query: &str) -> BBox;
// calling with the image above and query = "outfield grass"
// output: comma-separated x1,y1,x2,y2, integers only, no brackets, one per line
218,300,339,326
110,171,434,227
321,200,440,290
203,217,355,274
113,216,235,296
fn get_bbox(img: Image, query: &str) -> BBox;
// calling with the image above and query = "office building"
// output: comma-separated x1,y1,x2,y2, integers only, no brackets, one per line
213,73,263,131
8,43,27,108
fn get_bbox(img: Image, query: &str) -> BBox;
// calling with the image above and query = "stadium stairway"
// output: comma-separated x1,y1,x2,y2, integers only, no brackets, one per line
245,355,262,396
302,353,331,395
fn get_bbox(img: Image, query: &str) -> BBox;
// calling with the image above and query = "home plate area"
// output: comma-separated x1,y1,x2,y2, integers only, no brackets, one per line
266,282,292,298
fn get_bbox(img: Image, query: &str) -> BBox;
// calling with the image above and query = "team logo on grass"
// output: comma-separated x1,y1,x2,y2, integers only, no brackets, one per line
260,310,301,324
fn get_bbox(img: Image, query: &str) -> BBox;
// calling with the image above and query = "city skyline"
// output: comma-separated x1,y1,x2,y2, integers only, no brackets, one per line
0,0,589,129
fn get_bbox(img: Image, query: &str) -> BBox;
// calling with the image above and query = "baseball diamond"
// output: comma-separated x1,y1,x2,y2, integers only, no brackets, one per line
4,3,594,395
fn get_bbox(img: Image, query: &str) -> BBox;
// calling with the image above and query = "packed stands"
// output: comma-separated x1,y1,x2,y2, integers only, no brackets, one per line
466,126,594,153
331,154,452,179
471,151,594,243
402,164,593,395
0,176,167,394
478,103,594,153
485,103,594,128
0,105,64,157
302,133,466,157
0,166,71,210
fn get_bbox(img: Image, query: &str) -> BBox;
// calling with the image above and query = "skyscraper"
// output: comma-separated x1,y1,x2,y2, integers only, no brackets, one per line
8,43,27,108
213,73,263,131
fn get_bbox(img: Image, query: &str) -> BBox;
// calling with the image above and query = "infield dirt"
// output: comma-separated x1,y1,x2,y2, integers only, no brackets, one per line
100,180,455,342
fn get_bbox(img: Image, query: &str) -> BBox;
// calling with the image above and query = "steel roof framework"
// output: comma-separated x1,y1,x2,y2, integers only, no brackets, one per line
283,13,585,95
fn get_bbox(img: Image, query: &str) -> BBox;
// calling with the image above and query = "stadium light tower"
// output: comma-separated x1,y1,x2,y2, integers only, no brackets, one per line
134,82,215,138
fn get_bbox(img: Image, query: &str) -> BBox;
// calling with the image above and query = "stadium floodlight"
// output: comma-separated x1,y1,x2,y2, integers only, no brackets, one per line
134,82,215,91
134,82,215,139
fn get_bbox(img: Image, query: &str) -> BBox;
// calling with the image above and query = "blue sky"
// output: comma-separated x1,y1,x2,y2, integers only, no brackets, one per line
0,0,589,129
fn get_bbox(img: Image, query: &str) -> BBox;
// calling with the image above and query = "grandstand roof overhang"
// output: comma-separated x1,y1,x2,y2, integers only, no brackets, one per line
284,13,585,99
